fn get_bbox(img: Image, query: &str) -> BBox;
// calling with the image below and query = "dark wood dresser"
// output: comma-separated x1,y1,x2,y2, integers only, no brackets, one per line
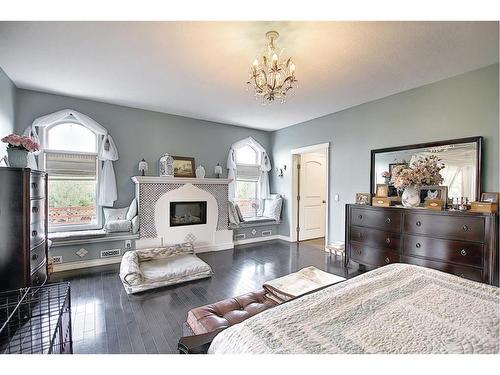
345,204,498,286
0,167,48,291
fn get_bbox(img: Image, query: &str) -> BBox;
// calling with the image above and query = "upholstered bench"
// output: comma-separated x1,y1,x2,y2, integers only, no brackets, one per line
186,289,277,335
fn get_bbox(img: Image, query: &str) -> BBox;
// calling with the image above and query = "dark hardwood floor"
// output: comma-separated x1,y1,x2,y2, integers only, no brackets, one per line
51,240,362,354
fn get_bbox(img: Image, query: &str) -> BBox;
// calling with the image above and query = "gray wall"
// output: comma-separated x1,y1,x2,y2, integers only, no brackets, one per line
271,64,499,242
15,89,271,208
0,67,16,158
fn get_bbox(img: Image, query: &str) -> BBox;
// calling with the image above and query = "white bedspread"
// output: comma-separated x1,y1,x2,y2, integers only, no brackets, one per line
209,264,499,354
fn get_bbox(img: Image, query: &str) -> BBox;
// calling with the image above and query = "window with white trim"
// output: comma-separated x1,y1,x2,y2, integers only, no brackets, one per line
235,144,261,217
41,122,100,232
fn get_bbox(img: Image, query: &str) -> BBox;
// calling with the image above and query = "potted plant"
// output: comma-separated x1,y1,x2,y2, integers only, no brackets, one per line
1,133,40,168
391,155,444,207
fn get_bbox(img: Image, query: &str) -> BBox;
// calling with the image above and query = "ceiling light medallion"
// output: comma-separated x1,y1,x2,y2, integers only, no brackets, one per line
247,31,297,105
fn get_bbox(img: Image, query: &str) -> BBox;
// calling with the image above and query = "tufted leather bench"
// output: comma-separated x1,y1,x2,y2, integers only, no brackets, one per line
186,289,277,335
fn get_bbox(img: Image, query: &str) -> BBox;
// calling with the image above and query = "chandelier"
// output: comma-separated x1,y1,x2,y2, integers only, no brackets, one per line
247,31,297,104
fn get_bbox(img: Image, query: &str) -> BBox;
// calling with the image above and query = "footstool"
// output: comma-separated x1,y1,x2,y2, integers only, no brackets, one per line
186,289,277,335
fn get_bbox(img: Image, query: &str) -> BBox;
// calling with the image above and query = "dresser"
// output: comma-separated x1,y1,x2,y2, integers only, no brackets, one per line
345,204,498,286
0,167,48,291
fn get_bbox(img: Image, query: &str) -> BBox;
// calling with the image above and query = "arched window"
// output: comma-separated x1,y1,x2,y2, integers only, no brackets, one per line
235,144,261,217
42,121,100,231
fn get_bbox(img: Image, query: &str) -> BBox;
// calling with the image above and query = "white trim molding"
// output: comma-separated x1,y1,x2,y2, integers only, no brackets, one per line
132,176,232,185
234,235,292,245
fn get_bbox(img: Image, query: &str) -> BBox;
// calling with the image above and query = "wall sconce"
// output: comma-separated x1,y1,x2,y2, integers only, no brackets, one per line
276,165,287,177
138,158,149,176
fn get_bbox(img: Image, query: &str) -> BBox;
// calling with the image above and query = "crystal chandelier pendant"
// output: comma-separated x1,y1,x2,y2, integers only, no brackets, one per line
247,31,297,104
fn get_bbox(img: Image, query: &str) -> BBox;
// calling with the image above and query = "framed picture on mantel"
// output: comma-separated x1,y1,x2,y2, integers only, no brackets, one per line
172,156,195,177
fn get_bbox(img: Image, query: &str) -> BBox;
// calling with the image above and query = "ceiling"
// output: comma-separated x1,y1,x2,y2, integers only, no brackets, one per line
0,21,498,131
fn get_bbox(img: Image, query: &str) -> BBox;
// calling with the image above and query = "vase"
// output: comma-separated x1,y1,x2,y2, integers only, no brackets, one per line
7,148,29,168
402,186,420,208
195,165,206,178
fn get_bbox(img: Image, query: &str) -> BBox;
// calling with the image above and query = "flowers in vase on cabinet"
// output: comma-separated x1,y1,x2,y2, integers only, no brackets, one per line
391,155,444,190
1,134,40,152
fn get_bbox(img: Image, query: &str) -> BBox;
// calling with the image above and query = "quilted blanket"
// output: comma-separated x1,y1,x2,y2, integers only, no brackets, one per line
209,264,499,354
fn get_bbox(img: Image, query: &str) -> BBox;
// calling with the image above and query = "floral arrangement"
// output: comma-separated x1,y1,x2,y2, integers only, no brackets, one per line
1,134,40,152
381,171,390,178
391,155,444,190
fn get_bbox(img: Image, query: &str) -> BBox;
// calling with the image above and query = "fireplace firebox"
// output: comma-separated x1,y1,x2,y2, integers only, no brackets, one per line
170,201,207,227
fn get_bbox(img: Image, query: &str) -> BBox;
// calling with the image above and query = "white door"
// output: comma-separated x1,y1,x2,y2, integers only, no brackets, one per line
298,152,327,241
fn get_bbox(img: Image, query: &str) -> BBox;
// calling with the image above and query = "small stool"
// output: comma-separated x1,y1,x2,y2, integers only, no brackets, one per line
327,241,345,265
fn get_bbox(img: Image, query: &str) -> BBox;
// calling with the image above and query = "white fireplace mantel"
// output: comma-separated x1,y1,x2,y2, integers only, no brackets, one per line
132,176,232,185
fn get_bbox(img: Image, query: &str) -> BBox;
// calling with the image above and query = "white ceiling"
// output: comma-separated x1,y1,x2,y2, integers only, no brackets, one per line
0,21,498,131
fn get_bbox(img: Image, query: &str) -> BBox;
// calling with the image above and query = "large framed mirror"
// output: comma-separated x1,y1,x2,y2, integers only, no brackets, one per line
371,137,482,202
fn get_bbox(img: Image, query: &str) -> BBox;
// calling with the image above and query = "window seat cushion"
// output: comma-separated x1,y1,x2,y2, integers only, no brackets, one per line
229,216,280,228
49,229,137,244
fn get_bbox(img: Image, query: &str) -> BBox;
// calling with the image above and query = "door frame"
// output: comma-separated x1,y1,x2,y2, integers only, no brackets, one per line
290,142,330,250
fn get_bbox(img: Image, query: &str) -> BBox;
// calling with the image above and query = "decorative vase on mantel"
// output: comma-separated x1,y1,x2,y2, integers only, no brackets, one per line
401,185,420,208
7,148,29,168
195,165,206,178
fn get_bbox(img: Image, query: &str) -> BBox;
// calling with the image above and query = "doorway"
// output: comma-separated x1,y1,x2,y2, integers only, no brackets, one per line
290,143,329,250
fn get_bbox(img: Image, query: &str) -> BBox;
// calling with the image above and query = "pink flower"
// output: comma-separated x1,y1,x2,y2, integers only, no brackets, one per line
2,133,40,152
381,171,390,178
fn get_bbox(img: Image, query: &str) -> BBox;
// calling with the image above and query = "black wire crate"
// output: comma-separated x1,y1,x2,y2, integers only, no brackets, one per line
0,282,73,354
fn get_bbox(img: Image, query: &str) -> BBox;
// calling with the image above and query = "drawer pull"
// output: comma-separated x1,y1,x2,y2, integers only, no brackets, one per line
32,230,37,237
415,243,421,249
385,237,391,244
358,214,363,220
32,207,39,214
385,217,391,224
460,249,467,256
416,221,422,227
385,257,390,264
462,225,469,232
32,253,38,261
31,182,37,189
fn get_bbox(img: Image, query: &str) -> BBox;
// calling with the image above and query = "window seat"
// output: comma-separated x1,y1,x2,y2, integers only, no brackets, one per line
49,229,139,247
229,217,280,229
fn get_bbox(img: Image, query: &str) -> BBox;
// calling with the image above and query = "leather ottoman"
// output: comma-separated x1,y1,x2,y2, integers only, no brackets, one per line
186,289,277,335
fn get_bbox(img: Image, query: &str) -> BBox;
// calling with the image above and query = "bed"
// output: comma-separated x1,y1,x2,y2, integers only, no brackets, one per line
208,263,499,354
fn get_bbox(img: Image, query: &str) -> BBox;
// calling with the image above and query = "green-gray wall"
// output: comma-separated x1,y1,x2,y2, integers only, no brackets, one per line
14,89,271,208
0,67,16,158
270,64,500,241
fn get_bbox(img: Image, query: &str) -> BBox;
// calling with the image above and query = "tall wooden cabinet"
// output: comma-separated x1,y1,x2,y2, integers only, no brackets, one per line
345,204,498,286
0,167,48,291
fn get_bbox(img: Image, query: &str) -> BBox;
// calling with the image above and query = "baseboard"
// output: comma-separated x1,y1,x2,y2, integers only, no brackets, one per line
194,242,234,253
234,235,292,245
53,256,123,272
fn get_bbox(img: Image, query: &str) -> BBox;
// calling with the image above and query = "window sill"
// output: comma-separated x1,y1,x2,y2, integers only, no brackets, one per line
49,229,139,247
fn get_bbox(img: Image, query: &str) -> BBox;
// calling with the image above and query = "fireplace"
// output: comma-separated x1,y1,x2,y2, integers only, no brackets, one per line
170,201,207,227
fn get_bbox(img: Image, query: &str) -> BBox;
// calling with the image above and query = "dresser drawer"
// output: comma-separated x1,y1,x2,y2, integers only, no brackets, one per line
350,226,401,251
30,242,46,272
351,208,401,232
350,242,400,267
31,260,47,287
402,256,483,283
403,213,485,242
30,174,45,199
403,235,483,267
30,220,46,248
30,198,45,224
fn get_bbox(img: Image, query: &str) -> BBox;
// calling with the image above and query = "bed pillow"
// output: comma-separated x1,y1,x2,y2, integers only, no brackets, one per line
104,219,132,233
126,198,138,220
131,216,140,234
104,207,129,222
263,198,283,221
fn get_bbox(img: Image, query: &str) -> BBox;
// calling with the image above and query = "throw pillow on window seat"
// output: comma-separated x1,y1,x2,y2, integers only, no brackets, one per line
263,197,283,221
126,198,138,220
104,219,132,233
227,202,240,225
103,207,129,222
234,204,245,222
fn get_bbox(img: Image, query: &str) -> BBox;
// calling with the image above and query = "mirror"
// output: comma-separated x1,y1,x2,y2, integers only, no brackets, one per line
371,137,482,202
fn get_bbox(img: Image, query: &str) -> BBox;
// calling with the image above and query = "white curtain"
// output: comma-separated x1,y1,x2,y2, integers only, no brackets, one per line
226,137,271,200
98,134,119,207
24,109,119,207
